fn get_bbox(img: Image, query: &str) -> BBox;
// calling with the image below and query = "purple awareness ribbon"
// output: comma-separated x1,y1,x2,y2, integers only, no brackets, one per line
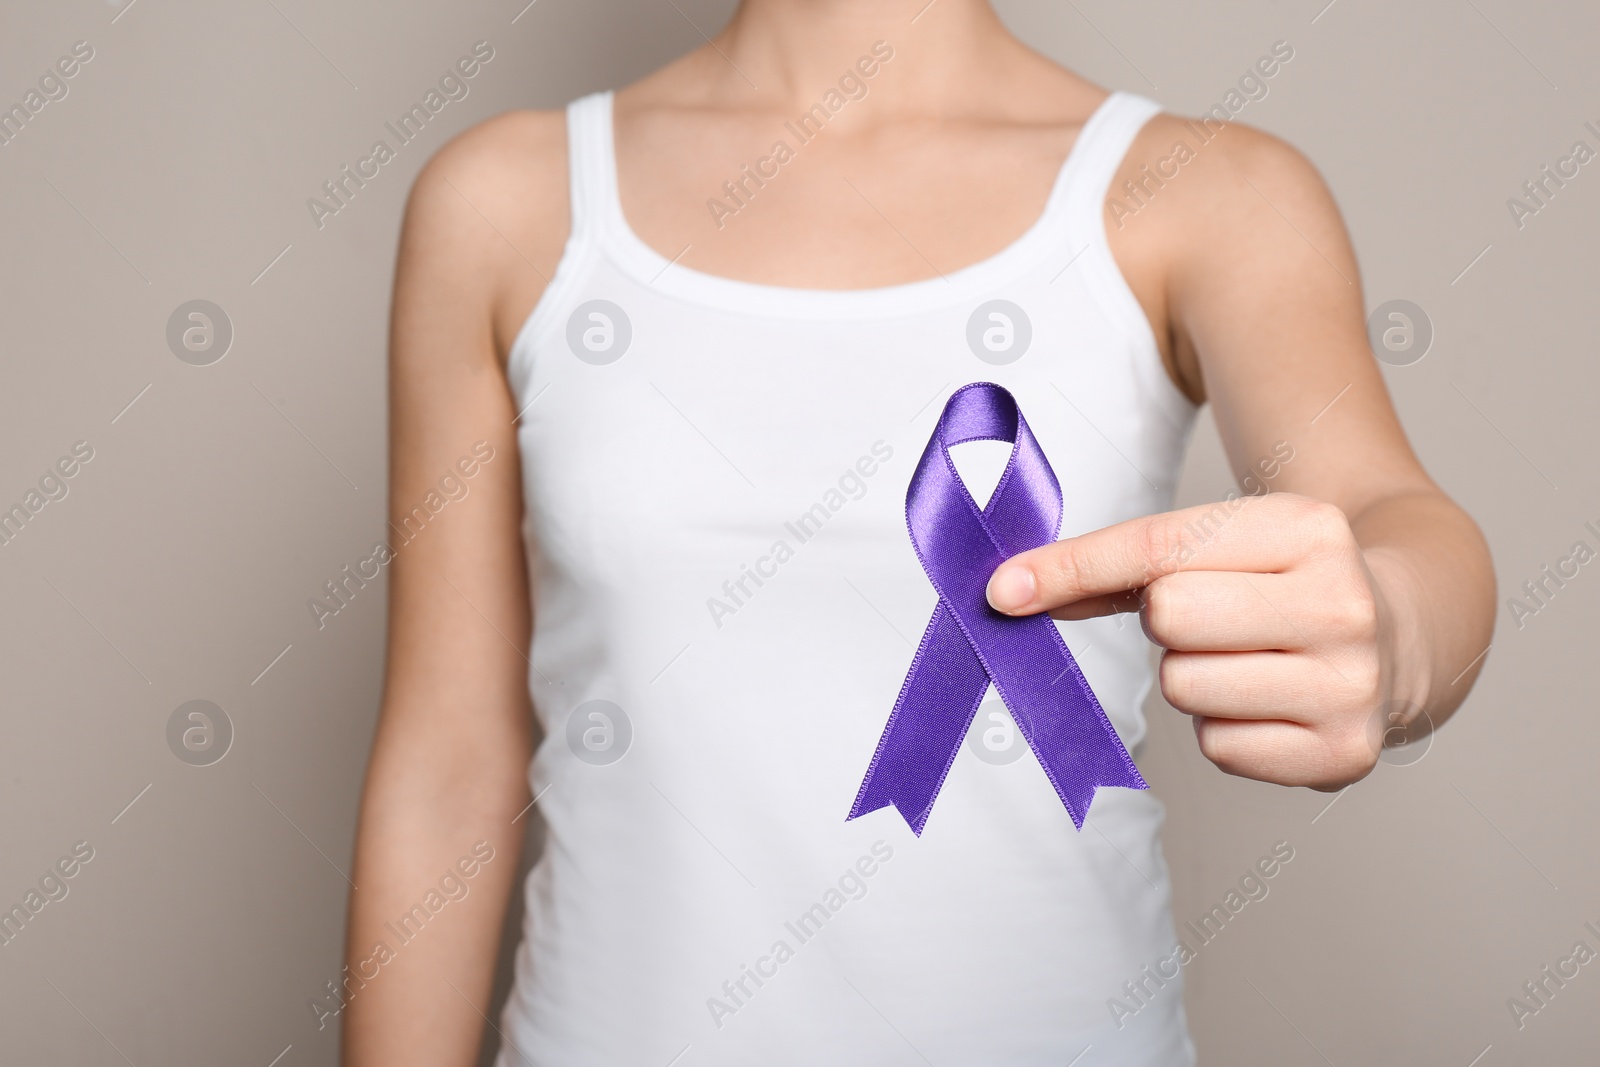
847,382,1146,836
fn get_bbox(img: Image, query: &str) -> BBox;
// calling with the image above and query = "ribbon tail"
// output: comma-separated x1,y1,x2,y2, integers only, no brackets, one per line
1010,634,1147,830
847,605,987,836
1031,736,1148,831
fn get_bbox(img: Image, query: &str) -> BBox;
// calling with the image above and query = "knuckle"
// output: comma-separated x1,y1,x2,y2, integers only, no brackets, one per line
1356,655,1382,713
1264,490,1313,518
1192,717,1224,763
1325,731,1380,785
1136,517,1182,579
1142,578,1179,645
1283,492,1325,516
1194,719,1245,775
1273,493,1342,540
1040,539,1091,601
1349,657,1384,709
1158,651,1196,709
1303,499,1353,548
1312,715,1381,786
1325,581,1379,641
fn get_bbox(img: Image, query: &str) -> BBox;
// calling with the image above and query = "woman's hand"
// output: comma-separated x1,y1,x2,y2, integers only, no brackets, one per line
986,492,1419,791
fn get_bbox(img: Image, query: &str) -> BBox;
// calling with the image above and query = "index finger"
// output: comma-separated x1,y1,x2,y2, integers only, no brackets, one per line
985,494,1327,615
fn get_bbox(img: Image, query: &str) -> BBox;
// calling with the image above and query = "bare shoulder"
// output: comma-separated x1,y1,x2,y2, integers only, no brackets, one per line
1116,113,1348,285
1140,115,1333,221
400,108,571,361
1106,111,1355,401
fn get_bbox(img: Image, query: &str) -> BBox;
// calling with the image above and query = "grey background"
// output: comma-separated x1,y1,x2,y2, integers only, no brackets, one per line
1,0,1595,1063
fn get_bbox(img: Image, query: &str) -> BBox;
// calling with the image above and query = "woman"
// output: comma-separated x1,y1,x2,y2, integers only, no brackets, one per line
343,1,1494,1063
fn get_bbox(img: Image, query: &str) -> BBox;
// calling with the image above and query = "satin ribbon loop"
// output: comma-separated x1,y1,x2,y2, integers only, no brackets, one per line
846,382,1146,836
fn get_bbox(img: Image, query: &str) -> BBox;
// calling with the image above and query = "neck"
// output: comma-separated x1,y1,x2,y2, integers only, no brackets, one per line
715,0,1016,115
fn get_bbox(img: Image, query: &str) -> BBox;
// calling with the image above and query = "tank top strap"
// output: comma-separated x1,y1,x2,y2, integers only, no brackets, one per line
1057,91,1164,242
563,90,617,243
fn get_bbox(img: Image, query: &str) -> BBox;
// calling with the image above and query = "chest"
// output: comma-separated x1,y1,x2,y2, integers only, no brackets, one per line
613,109,1084,290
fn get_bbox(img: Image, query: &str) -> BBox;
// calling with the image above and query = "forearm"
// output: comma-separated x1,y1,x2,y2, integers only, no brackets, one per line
1349,488,1495,734
340,730,530,1066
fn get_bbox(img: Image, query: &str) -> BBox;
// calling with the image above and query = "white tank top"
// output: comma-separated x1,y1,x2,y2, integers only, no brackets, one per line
496,88,1199,1066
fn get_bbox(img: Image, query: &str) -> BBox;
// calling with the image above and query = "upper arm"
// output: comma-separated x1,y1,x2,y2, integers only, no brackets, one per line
1113,115,1436,518
374,110,568,801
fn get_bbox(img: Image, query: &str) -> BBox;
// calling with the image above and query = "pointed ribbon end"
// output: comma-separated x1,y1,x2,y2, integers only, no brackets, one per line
846,795,931,837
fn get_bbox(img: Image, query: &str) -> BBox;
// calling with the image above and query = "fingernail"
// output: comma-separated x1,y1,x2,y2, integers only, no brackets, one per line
986,564,1035,613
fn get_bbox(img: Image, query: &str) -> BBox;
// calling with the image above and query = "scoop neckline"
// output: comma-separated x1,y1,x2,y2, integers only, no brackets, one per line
593,89,1128,319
